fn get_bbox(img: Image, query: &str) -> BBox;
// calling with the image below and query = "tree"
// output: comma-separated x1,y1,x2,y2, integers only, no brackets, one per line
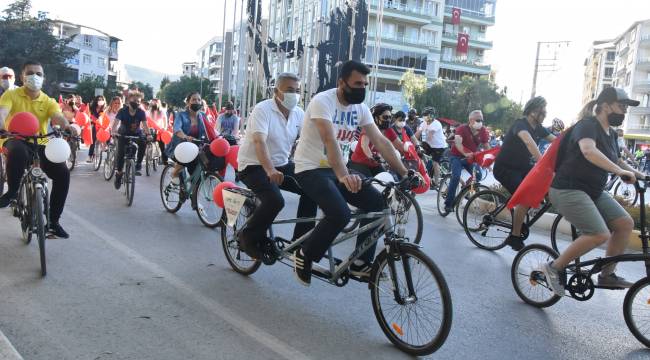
129,81,153,100
75,76,106,103
159,76,171,91
159,76,211,108
399,69,427,107
0,0,77,96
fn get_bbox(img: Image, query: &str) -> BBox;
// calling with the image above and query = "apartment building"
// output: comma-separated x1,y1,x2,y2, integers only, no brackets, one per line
582,40,616,106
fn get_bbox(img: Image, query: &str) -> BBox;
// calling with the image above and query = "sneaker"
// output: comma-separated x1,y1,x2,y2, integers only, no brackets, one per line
48,222,69,239
505,234,525,251
440,206,453,217
238,232,264,260
540,262,565,296
0,194,15,208
135,164,142,176
114,172,123,190
597,273,633,289
171,176,180,185
350,261,373,281
85,157,94,163
293,249,312,286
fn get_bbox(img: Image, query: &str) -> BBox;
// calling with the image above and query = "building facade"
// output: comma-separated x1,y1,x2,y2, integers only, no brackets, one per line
611,20,650,149
51,20,121,95
182,62,199,77
582,40,616,106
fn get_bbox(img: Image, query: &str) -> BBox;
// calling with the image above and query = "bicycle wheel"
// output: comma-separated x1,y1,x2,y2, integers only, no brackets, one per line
614,181,639,206
462,190,510,251
511,244,562,308
93,148,102,171
439,159,450,178
33,187,47,276
193,174,222,228
145,143,152,177
152,147,159,172
160,164,183,213
436,175,457,216
623,277,650,348
550,214,578,254
220,204,262,275
125,160,135,206
19,181,32,244
455,184,490,227
393,190,423,244
370,245,452,356
0,154,5,195
103,150,115,181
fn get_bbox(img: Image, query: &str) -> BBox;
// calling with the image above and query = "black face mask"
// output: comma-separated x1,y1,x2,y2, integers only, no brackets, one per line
377,121,390,130
608,112,625,127
190,103,202,112
129,101,139,109
342,82,366,104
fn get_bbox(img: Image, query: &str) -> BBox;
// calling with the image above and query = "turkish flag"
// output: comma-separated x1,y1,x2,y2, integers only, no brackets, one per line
507,134,565,210
457,33,469,54
451,7,461,25
469,146,501,168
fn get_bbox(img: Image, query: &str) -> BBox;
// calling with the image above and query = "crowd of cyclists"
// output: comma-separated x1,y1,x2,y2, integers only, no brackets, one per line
2,58,650,352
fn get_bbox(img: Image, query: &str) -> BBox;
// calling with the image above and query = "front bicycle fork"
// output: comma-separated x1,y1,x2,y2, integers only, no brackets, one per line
385,241,418,305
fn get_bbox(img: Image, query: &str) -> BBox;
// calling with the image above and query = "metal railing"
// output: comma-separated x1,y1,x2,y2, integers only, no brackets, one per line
368,0,430,17
442,31,489,43
441,57,489,69
444,5,494,19
368,32,435,47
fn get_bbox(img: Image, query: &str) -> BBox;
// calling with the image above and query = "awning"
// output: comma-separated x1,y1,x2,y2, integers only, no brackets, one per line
624,134,650,141
438,117,460,127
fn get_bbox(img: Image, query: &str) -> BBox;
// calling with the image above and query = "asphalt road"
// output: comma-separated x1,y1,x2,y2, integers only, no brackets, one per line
1,153,650,360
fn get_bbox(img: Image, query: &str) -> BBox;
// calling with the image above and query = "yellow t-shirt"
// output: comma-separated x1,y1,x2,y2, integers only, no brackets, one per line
0,87,61,145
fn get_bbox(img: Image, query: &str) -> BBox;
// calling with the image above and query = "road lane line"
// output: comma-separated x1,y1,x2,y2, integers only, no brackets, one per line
0,328,23,360
66,210,310,360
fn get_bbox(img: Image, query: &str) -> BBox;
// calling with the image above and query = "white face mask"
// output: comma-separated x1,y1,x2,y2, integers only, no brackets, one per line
395,121,405,128
472,121,483,130
279,92,299,110
1,78,14,90
24,74,44,92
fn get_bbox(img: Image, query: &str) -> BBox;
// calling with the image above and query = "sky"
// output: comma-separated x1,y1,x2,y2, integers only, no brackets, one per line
1,0,649,123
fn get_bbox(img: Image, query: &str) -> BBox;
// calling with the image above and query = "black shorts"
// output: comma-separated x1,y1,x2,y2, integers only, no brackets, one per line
493,162,532,195
422,143,446,162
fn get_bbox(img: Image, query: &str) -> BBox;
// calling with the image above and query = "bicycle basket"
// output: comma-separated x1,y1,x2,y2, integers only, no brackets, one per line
199,146,227,173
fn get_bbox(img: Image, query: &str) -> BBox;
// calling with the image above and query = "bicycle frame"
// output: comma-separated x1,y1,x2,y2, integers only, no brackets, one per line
483,197,553,232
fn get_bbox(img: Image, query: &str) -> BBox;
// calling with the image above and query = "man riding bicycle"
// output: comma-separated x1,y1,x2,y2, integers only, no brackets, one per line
237,72,318,259
292,60,409,286
415,107,447,188
493,96,555,250
0,61,77,238
443,110,490,215
113,90,152,189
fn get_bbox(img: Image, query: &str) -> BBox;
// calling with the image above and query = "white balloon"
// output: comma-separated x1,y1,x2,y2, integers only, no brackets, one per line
373,171,394,191
174,142,199,163
44,138,71,163
70,123,81,135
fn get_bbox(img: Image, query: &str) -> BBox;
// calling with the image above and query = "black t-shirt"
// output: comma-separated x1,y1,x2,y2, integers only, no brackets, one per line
495,118,550,170
552,117,620,199
116,107,146,135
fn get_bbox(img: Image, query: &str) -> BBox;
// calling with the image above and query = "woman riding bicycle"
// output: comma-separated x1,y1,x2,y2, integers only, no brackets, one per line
348,103,404,177
166,92,217,183
541,87,644,296
86,95,106,164
147,98,169,164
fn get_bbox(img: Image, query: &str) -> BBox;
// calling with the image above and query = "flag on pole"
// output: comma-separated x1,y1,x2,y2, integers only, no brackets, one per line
451,7,461,25
457,33,469,54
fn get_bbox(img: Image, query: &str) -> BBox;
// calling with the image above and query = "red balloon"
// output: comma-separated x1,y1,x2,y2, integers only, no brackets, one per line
97,129,110,143
413,160,431,194
213,181,237,208
160,130,172,145
210,138,230,157
8,112,40,136
75,111,88,127
226,145,239,170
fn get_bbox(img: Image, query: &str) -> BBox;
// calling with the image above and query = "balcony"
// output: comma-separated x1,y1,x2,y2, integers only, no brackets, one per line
638,58,650,70
209,62,222,70
108,47,118,60
440,57,490,74
368,0,434,25
640,35,650,47
618,41,630,56
368,32,436,49
443,5,495,26
441,31,492,49
630,107,650,115
634,79,650,91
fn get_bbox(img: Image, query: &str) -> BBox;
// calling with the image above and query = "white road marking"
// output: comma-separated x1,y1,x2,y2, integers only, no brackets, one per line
0,328,23,360
66,210,311,360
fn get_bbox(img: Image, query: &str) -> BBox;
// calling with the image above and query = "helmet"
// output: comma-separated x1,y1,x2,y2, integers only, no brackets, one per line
552,118,565,132
422,106,437,118
523,96,547,116
408,108,417,116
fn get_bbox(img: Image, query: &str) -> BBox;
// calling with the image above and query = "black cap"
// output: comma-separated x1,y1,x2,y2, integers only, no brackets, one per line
225,101,234,110
596,87,640,107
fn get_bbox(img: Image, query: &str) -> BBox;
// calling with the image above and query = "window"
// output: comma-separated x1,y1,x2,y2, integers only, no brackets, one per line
366,46,427,71
607,51,616,61
626,72,631,86
80,73,92,80
84,35,92,47
99,38,108,50
83,54,92,64
604,67,614,78
97,57,106,68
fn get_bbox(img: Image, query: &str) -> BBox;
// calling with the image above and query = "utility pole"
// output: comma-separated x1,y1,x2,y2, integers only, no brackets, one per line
531,40,571,98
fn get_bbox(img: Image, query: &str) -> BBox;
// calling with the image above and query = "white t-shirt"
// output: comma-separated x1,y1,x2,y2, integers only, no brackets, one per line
294,88,373,173
238,98,304,170
418,119,447,148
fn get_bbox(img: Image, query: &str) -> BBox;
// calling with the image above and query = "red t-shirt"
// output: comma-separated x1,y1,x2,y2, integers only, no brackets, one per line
450,124,489,157
351,128,398,167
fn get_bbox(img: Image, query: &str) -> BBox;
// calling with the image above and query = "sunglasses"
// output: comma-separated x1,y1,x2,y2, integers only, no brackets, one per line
380,115,392,121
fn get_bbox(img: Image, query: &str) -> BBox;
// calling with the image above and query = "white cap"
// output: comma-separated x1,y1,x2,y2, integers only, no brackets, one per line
0,67,15,76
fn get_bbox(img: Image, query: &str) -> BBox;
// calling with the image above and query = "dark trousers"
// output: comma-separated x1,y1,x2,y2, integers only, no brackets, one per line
295,168,385,263
88,123,97,157
115,136,145,172
444,155,482,208
3,139,70,223
239,163,317,243
157,140,168,163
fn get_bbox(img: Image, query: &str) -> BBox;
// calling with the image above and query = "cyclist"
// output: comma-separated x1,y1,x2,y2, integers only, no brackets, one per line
106,96,123,134
493,96,555,250
443,110,490,215
0,61,77,238
237,72,317,259
166,92,215,183
0,67,16,97
392,110,419,146
415,107,447,188
147,98,169,164
292,60,409,286
113,90,152,189
541,87,644,295
348,103,404,177
217,101,240,144
86,95,106,163
405,108,421,135
537,117,564,154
